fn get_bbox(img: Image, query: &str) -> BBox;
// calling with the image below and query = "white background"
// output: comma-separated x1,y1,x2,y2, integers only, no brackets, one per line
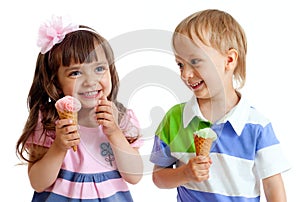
1,0,299,201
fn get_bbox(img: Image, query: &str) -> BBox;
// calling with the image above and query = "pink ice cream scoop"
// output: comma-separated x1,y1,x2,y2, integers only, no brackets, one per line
55,96,81,152
55,96,81,112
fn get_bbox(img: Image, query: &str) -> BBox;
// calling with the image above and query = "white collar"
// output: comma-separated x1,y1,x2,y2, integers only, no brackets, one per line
182,94,250,136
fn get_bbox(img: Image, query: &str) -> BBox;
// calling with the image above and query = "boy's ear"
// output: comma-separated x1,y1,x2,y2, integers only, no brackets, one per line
225,48,238,71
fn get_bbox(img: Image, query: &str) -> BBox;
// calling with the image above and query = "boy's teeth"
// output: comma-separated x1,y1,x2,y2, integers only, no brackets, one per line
191,82,200,87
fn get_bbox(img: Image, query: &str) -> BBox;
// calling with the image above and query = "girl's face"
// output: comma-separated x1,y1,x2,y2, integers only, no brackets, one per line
57,45,112,109
173,34,233,100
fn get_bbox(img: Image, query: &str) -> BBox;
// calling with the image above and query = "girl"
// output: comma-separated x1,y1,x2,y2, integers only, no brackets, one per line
150,9,290,201
16,16,143,201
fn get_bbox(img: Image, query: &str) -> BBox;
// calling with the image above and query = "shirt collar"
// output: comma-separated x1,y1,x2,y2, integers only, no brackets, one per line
183,94,250,136
183,95,208,128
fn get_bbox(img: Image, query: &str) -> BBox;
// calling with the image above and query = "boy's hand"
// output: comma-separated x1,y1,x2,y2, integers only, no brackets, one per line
183,156,212,182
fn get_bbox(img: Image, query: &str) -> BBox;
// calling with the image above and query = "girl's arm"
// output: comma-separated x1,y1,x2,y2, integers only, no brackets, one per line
153,157,211,189
28,119,80,192
28,144,66,192
96,99,143,184
107,130,143,184
262,173,287,202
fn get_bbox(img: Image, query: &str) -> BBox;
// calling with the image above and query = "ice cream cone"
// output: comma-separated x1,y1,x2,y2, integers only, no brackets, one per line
57,110,78,125
55,96,82,152
194,136,214,156
193,127,217,156
57,110,78,152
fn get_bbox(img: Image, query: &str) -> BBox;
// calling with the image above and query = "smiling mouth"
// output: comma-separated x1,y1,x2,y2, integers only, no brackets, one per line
189,81,203,89
79,90,101,98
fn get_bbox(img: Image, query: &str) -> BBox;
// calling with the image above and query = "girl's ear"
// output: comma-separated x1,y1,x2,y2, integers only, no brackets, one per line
225,48,238,71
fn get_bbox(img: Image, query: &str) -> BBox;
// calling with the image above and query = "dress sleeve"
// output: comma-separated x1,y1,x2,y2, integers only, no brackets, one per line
119,109,143,148
25,111,56,148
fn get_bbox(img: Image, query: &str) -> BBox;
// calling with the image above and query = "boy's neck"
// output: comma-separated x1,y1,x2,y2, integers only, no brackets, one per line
197,90,240,123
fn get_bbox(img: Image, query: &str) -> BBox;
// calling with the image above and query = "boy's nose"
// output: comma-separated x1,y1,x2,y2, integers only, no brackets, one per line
181,65,194,81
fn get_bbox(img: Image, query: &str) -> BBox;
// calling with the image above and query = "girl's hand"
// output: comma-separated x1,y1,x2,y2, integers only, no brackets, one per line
54,119,80,151
95,97,120,136
183,156,212,182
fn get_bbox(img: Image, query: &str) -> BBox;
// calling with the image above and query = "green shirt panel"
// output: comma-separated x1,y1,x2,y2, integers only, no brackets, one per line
156,103,210,153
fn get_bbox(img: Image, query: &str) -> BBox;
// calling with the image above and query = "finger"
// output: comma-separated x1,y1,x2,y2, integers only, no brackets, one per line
66,131,80,141
66,136,80,150
56,119,75,128
194,155,210,164
194,172,210,182
96,105,112,114
98,99,111,107
196,162,211,170
63,125,78,134
97,117,114,126
99,95,107,101
96,112,113,121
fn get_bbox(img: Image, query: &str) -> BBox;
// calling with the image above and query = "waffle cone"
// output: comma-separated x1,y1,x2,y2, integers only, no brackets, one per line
194,136,214,156
57,110,78,124
57,110,78,152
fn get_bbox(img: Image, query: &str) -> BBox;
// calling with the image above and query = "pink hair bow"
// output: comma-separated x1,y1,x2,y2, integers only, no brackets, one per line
37,16,79,54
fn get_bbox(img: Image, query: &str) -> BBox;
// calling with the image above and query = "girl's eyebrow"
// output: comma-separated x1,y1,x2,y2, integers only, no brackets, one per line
94,61,109,66
64,65,81,72
65,61,109,71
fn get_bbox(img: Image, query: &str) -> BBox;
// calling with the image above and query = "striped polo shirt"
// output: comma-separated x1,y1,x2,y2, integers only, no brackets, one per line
150,95,290,202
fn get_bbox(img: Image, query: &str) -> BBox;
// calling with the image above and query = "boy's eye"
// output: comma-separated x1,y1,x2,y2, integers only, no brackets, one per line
177,62,184,69
190,59,201,65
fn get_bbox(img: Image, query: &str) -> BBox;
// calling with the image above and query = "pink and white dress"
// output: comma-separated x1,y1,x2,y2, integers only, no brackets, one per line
27,110,143,202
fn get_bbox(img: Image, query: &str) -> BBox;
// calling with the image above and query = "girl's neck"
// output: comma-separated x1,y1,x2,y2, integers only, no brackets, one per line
198,90,240,123
78,108,99,128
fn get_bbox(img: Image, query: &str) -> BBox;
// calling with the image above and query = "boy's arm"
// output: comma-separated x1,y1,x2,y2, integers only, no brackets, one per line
153,165,189,189
152,156,211,189
262,173,287,202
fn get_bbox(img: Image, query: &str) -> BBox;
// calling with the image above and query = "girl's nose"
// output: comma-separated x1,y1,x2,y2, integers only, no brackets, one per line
83,74,100,87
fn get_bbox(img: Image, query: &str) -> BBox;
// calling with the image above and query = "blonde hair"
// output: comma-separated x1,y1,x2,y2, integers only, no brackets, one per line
173,9,247,89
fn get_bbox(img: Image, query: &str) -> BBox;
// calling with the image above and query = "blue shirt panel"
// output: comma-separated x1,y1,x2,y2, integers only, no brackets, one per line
177,186,260,202
211,121,280,160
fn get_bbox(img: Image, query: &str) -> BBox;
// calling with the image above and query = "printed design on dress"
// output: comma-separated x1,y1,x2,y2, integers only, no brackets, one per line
100,142,115,166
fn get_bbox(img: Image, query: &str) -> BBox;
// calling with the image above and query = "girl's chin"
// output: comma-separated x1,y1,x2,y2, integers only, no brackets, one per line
80,101,98,109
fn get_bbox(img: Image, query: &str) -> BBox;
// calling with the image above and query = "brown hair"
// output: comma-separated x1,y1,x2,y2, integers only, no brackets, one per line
172,9,247,89
16,25,126,163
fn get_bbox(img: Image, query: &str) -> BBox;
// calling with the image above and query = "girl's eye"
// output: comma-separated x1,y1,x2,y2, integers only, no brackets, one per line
95,66,106,73
69,71,81,77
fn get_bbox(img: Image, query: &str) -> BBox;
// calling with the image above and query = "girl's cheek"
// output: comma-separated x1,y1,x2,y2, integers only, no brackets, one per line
101,76,112,95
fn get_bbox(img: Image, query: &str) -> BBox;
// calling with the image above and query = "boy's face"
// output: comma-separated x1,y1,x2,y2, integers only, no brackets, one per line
57,46,112,109
173,34,232,100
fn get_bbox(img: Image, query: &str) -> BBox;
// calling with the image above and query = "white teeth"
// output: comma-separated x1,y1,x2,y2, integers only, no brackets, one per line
190,81,201,87
84,91,98,96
